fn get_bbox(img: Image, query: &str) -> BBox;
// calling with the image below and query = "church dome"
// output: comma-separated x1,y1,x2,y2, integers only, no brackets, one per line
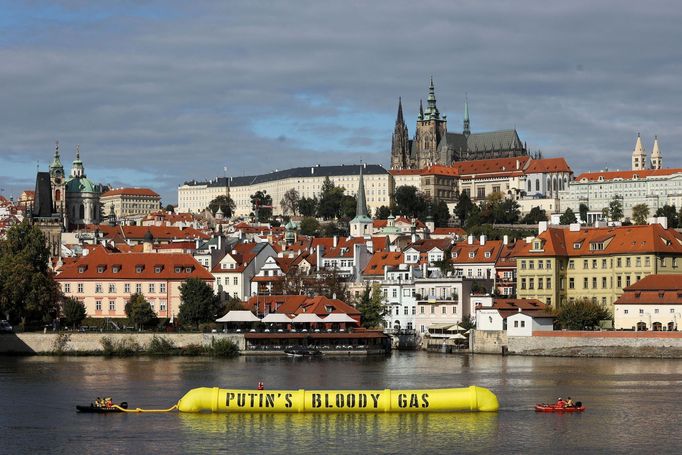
66,176,98,194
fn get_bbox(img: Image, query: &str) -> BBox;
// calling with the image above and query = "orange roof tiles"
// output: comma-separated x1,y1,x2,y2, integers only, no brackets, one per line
616,275,682,305
574,168,682,182
101,187,160,198
56,245,213,281
363,252,404,276
89,225,210,241
452,240,503,264
454,156,530,176
524,157,572,174
244,295,360,318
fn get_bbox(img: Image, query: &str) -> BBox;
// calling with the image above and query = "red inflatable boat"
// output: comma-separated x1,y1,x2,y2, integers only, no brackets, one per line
535,403,585,412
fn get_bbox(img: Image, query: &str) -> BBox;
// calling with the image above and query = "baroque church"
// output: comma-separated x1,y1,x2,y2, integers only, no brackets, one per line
390,78,527,169
30,142,102,256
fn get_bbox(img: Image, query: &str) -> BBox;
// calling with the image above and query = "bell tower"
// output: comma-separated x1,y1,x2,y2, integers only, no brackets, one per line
414,77,447,168
48,141,66,221
390,97,410,170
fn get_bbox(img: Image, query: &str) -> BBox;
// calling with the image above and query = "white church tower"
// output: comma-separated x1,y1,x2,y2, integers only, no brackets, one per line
651,136,662,170
349,165,372,238
631,133,647,171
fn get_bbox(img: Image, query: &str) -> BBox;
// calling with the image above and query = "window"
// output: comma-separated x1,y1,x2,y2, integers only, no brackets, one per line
626,257,631,267
97,265,105,273
583,277,588,289
95,283,102,293
159,300,167,311
568,260,574,270
78,283,83,293
514,321,519,328
639,309,644,315
655,308,659,314
645,257,651,267
109,300,115,311
452,306,456,314
617,276,622,288
442,306,447,314
602,259,607,269
520,321,525,328
546,297,551,306
521,278,526,290
569,278,575,289
96,300,102,311
430,306,435,314
155,266,162,273
602,277,607,289
420,306,425,314
624,309,629,314
233,277,238,285
592,277,597,289
546,260,552,269
392,289,398,298
626,276,631,287
412,307,416,315
136,284,142,294
592,260,597,269
529,261,534,270
583,260,588,269
636,257,641,267
477,187,485,199
617,258,622,267
109,283,116,293
149,283,155,293
547,278,552,289
404,307,409,315
538,261,544,270
538,279,543,290
136,265,143,273
529,278,534,290
160,283,166,293
64,283,71,293
175,266,182,273
520,260,526,270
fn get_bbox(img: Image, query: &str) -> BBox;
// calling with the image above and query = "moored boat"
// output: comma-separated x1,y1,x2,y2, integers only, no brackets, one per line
76,402,128,413
535,403,585,412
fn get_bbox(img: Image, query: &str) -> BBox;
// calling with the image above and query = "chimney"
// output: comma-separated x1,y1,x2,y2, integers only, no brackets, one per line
316,245,323,271
516,159,520,170
503,235,509,245
333,235,338,248
311,167,315,175
467,235,474,245
538,221,548,235
479,235,486,246
217,235,222,251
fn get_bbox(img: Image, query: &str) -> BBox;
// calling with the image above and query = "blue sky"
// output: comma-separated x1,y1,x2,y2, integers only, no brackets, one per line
1,0,681,204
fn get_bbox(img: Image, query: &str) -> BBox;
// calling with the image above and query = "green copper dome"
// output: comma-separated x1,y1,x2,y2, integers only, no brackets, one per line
66,176,98,193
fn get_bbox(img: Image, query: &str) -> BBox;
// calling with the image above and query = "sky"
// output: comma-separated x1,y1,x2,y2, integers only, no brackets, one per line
1,0,681,205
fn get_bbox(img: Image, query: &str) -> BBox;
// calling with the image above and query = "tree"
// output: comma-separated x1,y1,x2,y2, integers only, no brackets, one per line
655,205,679,228
521,206,547,224
164,204,175,213
374,205,391,219
178,278,221,328
322,221,343,237
298,196,318,217
608,195,624,222
250,191,273,222
0,221,62,325
208,195,235,218
578,203,589,224
125,293,156,329
463,204,482,230
280,188,300,216
631,204,650,225
555,298,611,330
395,186,429,219
340,194,357,220
454,191,474,226
299,217,320,236
317,177,345,220
62,297,86,329
559,207,578,225
355,283,387,329
432,200,451,227
311,267,349,302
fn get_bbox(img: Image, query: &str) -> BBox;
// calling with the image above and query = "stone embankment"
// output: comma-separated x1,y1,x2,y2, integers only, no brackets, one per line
0,332,245,354
471,330,682,358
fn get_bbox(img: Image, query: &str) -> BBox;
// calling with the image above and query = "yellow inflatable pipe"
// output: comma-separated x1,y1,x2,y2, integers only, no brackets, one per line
177,386,498,413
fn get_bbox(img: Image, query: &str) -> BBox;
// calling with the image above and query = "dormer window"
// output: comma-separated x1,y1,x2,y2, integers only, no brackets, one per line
154,265,163,273
97,265,105,273
112,265,121,274
573,242,582,249
590,242,605,251
468,252,475,258
484,251,491,258
185,267,193,273
78,265,87,273
135,265,144,273
175,266,182,273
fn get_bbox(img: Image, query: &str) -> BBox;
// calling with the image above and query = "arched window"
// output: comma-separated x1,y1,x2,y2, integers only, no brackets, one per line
55,189,61,201
79,203,85,220
527,180,532,192
547,178,551,193
535,180,539,192
553,176,558,191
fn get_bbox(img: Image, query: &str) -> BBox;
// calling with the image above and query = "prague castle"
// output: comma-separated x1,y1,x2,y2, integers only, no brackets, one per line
390,78,527,170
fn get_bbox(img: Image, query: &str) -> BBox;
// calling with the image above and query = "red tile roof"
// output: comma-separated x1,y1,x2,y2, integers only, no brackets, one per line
431,227,466,237
89,225,210,241
101,187,160,198
56,245,213,281
454,156,530,177
405,238,453,253
363,252,404,276
452,240,503,264
525,157,572,174
486,298,554,319
616,275,682,305
575,168,682,182
244,295,360,318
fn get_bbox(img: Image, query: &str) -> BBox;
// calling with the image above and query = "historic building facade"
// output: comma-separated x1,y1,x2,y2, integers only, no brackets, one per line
390,79,527,170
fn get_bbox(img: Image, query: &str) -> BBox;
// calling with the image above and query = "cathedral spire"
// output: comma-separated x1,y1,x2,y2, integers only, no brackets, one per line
651,135,662,170
426,76,440,120
71,144,85,178
355,165,368,218
632,132,647,171
418,99,424,121
49,140,63,174
463,94,471,136
396,97,404,125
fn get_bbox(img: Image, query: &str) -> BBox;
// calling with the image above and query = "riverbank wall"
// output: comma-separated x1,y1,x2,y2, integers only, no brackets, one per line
0,332,245,354
471,330,682,358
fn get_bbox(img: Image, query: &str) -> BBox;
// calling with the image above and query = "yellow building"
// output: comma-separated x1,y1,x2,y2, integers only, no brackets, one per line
516,223,682,311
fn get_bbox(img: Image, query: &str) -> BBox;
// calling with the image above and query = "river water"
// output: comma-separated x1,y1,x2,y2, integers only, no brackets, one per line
1,353,681,454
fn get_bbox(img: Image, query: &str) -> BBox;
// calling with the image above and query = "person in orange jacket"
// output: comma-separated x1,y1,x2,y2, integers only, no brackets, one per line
555,397,565,408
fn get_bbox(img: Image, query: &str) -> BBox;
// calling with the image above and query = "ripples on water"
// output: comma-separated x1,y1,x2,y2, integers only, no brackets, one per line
1,353,682,454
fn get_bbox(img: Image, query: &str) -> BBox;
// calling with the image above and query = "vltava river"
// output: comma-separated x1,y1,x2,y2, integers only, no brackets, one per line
1,353,681,454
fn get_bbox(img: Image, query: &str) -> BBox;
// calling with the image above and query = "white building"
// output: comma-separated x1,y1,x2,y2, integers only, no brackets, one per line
178,164,392,217
475,298,554,336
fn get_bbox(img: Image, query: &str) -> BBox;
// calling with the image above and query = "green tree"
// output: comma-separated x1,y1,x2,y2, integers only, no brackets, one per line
521,206,547,224
374,205,391,219
179,278,221,328
394,186,429,219
560,207,578,225
555,298,611,330
317,177,346,220
250,191,273,222
208,195,235,218
62,297,86,329
463,204,482,230
299,217,320,236
164,204,175,213
0,221,62,325
280,188,300,216
631,203,650,225
355,283,387,329
432,200,451,227
579,203,589,224
453,191,474,226
310,267,349,302
608,195,624,221
322,221,343,237
655,204,679,228
340,194,357,219
298,196,318,217
125,293,156,329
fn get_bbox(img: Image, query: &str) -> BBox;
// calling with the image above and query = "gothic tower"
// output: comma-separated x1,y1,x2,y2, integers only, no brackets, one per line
651,136,662,170
463,95,471,137
48,141,66,227
414,77,447,168
390,97,410,170
631,133,647,171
